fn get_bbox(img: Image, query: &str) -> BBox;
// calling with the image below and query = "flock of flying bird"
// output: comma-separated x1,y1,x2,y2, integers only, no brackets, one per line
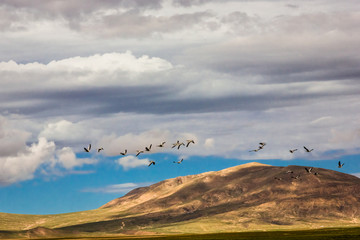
273,160,345,181
248,142,314,154
83,140,345,169
83,139,195,166
249,143,345,174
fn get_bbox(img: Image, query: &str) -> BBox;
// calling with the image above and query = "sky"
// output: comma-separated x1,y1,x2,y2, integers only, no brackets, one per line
0,0,360,215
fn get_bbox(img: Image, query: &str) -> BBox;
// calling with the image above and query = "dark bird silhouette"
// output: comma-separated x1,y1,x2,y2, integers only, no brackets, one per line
84,144,91,152
120,149,127,156
145,144,152,152
148,160,155,167
136,150,144,157
177,142,185,149
303,146,314,152
173,158,184,164
157,142,166,147
186,140,195,147
259,142,266,147
338,161,345,168
305,167,312,173
172,140,180,149
249,149,260,152
97,147,104,152
314,172,319,176
289,149,298,153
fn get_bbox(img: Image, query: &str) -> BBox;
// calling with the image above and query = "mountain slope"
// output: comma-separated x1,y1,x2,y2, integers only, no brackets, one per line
1,162,360,237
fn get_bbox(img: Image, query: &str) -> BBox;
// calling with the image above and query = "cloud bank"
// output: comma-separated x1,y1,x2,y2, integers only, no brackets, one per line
1,0,360,185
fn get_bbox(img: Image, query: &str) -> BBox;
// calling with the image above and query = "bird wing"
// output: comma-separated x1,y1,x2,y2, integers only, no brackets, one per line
304,146,309,151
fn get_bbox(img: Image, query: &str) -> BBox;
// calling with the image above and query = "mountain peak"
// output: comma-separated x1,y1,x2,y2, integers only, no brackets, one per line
2,163,360,236
99,163,360,232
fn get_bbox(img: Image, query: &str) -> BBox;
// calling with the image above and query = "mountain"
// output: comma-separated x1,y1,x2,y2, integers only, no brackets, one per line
1,162,360,238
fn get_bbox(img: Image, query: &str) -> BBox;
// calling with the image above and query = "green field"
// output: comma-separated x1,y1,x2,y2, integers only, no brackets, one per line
2,227,359,240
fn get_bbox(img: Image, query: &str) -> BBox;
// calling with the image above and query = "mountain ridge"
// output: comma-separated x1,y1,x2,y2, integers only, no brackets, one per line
1,162,360,238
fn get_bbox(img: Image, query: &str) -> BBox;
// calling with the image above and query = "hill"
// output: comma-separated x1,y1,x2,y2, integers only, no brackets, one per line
1,162,360,238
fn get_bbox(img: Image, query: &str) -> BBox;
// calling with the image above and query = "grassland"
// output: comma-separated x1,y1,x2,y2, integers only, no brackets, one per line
1,227,359,240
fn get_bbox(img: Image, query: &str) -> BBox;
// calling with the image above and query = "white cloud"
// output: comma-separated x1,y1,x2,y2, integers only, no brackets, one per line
82,182,153,194
0,137,55,185
0,0,360,174
0,51,173,89
0,115,100,185
204,138,214,149
116,155,151,170
56,147,96,169
0,116,31,157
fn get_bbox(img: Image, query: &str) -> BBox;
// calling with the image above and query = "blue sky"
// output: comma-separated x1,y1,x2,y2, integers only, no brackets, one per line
1,0,360,214
1,152,359,214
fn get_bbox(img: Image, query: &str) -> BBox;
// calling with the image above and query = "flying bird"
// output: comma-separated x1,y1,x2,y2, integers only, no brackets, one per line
148,160,155,167
120,149,127,156
186,140,195,147
289,149,298,153
338,161,345,168
249,149,260,152
84,144,91,152
97,147,104,152
136,150,144,157
157,142,166,147
145,144,152,152
286,170,294,174
172,141,180,149
259,142,266,147
303,146,314,152
177,142,185,149
305,167,312,173
173,158,184,164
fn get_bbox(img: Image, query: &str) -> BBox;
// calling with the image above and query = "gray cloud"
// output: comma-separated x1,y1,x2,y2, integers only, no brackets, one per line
0,0,163,19
1,0,360,186
79,10,214,38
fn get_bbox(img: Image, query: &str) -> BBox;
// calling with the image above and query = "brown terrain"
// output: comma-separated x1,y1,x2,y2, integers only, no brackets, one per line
1,162,360,238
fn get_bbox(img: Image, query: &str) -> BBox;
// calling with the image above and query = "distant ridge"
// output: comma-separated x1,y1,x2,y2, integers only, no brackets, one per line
1,162,360,237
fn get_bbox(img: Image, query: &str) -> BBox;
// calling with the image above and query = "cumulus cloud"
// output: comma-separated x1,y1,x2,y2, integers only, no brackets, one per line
0,0,360,170
0,136,98,185
56,147,96,169
116,155,151,170
0,137,55,185
0,116,31,157
0,115,100,185
82,182,153,193
0,51,174,117
204,138,215,149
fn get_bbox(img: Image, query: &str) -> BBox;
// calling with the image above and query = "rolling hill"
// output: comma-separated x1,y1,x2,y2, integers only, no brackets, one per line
1,162,360,238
